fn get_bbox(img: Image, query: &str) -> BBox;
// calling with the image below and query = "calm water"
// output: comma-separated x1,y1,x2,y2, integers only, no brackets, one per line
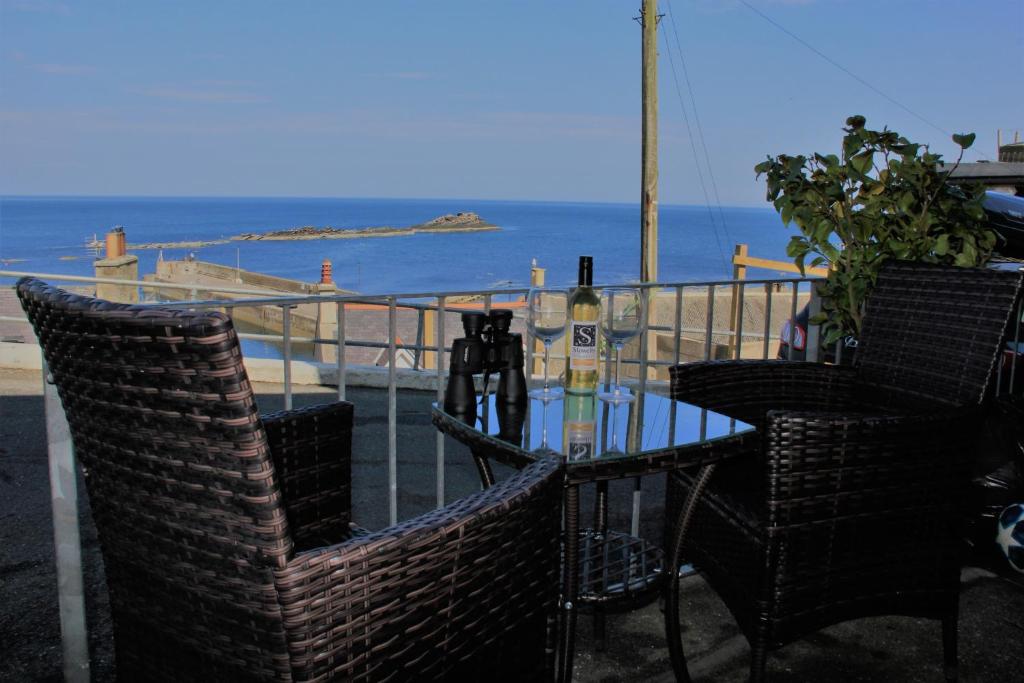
0,196,796,293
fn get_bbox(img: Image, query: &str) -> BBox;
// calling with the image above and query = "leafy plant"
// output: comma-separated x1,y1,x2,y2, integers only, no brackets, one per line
755,115,994,344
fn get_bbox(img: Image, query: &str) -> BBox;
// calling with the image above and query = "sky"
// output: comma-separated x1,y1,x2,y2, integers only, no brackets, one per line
0,0,1021,206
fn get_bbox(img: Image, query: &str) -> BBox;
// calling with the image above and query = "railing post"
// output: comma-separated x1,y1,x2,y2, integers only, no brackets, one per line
806,283,823,363
282,305,293,410
530,261,546,378
42,360,90,683
704,287,716,361
733,282,746,360
435,296,446,508
336,301,346,401
413,309,424,371
787,284,799,361
388,297,398,526
423,307,436,370
728,243,748,356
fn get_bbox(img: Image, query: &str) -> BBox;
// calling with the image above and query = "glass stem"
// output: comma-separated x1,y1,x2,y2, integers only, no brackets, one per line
614,343,623,395
543,341,551,392
611,401,619,451
541,400,548,449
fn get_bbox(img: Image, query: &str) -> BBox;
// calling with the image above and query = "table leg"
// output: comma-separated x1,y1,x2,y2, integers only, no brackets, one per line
558,483,580,683
593,480,608,652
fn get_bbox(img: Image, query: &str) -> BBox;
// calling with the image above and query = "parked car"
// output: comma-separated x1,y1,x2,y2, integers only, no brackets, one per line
778,191,1024,391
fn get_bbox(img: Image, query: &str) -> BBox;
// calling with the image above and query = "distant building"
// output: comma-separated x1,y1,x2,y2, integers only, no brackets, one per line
942,133,1024,196
944,161,1024,196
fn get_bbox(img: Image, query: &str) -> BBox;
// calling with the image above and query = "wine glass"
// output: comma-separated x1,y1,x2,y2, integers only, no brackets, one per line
597,287,644,455
598,287,645,404
527,287,568,402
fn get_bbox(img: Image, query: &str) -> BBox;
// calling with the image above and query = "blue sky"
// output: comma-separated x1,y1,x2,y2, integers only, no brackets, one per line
1,0,1021,205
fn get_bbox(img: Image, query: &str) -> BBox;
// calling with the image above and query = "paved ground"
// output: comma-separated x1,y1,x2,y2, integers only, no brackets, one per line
2,368,1023,682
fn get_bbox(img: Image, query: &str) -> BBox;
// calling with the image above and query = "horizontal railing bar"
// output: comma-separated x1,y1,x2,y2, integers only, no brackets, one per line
0,270,288,297
3,270,819,306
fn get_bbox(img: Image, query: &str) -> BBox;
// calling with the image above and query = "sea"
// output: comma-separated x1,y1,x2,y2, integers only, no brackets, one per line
0,196,796,293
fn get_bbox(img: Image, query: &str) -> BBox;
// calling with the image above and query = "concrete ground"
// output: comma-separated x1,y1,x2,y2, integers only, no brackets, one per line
2,367,1022,682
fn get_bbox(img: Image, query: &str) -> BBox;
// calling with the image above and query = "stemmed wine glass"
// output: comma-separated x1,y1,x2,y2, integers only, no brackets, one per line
526,287,568,403
597,287,645,452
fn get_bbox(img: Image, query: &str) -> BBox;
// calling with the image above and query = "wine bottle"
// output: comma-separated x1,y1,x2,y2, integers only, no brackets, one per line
565,256,599,394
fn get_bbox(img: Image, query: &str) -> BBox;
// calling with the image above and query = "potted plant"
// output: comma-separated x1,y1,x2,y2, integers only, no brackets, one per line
755,115,997,347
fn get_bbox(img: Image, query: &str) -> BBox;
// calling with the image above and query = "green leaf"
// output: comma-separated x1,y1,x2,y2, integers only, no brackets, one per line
850,150,874,175
846,115,866,129
933,234,950,256
952,132,976,149
824,327,845,345
781,201,794,225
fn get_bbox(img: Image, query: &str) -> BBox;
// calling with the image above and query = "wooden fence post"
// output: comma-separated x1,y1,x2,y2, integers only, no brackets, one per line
729,243,748,356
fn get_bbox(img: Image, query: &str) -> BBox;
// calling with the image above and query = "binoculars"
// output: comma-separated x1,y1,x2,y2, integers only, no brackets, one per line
443,309,527,414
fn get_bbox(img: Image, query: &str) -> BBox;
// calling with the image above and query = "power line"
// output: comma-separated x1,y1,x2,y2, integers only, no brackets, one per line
659,19,731,276
737,0,987,160
665,1,735,258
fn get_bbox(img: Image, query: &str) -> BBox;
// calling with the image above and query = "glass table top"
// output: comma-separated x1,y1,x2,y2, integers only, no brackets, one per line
434,387,754,466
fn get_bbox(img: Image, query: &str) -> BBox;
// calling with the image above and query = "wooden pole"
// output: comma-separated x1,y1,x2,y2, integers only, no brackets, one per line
640,0,658,283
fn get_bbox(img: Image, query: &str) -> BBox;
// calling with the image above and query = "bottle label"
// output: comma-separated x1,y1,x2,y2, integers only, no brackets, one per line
568,320,597,370
565,422,595,461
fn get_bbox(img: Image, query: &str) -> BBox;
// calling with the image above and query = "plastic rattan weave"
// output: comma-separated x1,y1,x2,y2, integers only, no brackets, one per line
18,277,562,682
663,261,1024,682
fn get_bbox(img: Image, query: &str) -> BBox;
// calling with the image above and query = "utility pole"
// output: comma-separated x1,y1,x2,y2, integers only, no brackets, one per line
639,0,659,283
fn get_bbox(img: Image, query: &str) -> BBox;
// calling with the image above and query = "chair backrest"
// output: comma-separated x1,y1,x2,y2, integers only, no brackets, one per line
17,278,292,681
855,260,1023,406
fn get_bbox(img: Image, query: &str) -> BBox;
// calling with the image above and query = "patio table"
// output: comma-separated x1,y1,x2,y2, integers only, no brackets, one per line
432,388,757,682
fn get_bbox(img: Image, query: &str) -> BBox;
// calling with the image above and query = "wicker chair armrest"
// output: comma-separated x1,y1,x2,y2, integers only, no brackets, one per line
669,360,859,426
274,458,562,681
761,405,981,528
263,401,354,550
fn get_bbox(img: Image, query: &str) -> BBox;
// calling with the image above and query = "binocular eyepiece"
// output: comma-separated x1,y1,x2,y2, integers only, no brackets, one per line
443,308,527,415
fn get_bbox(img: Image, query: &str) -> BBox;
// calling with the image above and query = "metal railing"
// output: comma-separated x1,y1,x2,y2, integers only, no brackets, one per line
2,269,823,517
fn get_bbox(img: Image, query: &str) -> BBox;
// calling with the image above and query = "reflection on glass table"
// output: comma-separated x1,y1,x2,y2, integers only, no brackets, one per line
470,386,751,464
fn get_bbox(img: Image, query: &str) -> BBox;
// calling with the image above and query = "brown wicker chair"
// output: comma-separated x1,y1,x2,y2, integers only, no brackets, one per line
662,261,1024,682
18,277,562,683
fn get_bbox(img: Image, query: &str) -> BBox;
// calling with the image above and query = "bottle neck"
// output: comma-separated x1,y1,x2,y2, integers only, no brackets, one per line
578,257,593,287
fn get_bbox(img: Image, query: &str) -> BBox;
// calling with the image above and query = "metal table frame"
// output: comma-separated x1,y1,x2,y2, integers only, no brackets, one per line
432,393,757,682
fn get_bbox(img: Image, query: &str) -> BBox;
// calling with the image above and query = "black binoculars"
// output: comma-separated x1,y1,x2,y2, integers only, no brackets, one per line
443,309,527,414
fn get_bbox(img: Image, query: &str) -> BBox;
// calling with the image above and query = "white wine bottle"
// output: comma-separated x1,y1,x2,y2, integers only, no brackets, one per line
565,256,599,394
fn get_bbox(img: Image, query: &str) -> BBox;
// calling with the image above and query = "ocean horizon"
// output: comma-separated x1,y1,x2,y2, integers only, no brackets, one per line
0,195,796,294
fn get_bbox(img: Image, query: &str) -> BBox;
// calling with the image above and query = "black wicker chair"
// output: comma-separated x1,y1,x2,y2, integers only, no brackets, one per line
662,261,1024,682
18,277,562,683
